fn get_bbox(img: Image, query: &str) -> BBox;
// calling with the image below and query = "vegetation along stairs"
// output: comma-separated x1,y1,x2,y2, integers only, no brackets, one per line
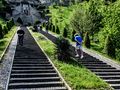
39,30,120,90
6,27,69,90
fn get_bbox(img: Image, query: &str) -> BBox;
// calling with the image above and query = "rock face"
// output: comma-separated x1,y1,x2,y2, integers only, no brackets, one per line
11,1,41,25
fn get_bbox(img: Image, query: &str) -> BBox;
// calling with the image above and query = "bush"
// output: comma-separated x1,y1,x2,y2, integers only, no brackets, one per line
17,17,23,25
104,35,115,58
56,26,60,34
84,32,91,48
33,25,38,32
52,25,55,32
0,24,4,39
3,25,8,34
71,30,76,41
6,21,11,30
63,27,68,38
55,36,70,60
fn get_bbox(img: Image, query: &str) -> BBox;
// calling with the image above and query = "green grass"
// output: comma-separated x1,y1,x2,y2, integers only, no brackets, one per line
0,26,17,60
30,31,112,90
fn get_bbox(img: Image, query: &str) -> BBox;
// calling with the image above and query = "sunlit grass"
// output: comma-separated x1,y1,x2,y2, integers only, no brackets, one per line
31,31,112,90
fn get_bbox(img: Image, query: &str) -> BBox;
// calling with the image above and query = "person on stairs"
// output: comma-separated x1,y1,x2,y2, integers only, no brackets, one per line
17,28,25,46
74,33,84,59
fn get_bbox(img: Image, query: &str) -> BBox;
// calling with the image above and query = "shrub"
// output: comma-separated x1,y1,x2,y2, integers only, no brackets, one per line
33,25,38,32
17,17,23,25
104,35,115,58
52,25,55,32
84,32,91,48
63,27,68,38
56,26,60,34
3,25,8,34
0,24,4,39
6,21,11,30
55,36,70,60
71,30,76,41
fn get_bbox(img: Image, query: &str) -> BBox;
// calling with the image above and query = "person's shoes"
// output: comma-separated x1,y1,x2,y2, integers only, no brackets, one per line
75,54,79,57
80,55,84,59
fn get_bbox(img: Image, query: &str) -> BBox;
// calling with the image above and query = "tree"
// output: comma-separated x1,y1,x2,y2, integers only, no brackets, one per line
3,25,8,34
0,24,3,39
104,35,115,58
84,32,91,48
56,26,60,34
17,17,23,25
63,27,68,38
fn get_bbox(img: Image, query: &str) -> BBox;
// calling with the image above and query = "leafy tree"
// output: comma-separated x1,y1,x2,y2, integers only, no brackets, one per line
55,36,70,60
63,27,68,38
104,35,115,58
0,24,3,39
17,17,23,25
56,26,60,34
3,25,8,34
84,32,91,48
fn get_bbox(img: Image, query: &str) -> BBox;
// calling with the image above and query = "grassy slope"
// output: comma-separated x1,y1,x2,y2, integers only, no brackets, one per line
30,31,112,90
0,25,17,60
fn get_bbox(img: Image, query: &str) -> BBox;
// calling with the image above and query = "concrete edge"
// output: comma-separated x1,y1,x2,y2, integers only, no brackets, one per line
28,28,72,90
0,26,17,63
5,29,18,90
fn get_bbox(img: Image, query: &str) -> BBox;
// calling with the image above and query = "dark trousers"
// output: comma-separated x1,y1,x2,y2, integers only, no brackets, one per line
18,36,24,46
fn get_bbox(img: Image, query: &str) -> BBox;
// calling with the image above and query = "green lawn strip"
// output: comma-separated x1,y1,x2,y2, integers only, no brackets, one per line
30,31,112,90
0,26,17,62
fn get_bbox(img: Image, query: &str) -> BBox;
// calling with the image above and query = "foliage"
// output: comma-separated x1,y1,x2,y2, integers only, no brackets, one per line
17,17,23,25
63,27,68,38
56,26,60,34
3,25,8,34
104,35,115,58
0,24,3,39
71,30,76,41
55,36,70,60
31,31,112,90
52,25,56,32
84,32,91,48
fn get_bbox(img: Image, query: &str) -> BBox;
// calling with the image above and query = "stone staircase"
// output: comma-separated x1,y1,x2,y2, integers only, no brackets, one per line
77,53,120,89
39,30,120,90
7,27,68,90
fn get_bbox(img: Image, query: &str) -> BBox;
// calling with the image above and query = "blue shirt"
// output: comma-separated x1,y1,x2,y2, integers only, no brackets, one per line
75,36,82,46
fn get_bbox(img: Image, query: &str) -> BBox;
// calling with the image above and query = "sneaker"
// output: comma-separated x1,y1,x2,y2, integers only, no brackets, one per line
80,55,84,59
75,54,79,57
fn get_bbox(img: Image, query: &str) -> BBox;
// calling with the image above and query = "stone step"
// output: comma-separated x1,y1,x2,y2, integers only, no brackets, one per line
11,73,58,78
79,62,105,64
110,84,120,89
14,57,47,59
8,82,64,89
91,69,120,72
9,87,67,90
13,61,50,64
13,60,49,63
11,69,55,73
13,64,52,67
100,75,120,79
10,77,61,83
87,66,116,69
105,79,120,84
12,66,54,70
83,64,110,67
95,72,120,75
14,58,48,61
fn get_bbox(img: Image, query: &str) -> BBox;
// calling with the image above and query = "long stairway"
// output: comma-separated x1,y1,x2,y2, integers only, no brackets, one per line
7,27,68,90
78,54,120,89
